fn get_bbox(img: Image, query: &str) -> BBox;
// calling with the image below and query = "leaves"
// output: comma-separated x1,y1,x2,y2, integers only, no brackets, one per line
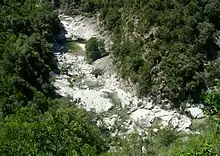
0,100,110,155
79,0,220,103
85,37,106,64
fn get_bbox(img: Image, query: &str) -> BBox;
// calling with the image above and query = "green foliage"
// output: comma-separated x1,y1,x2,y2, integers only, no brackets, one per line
0,0,61,116
70,0,220,104
0,99,110,155
85,37,106,64
58,0,101,15
169,118,220,156
155,128,178,147
0,1,110,155
204,91,220,110
202,84,220,111
103,118,220,156
65,41,84,54
1,0,220,155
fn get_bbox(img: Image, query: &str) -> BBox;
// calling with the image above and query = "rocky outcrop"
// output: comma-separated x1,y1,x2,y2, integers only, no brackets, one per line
130,108,191,131
186,107,205,119
59,14,99,41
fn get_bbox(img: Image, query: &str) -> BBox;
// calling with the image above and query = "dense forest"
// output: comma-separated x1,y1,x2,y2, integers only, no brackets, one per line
0,0,109,155
0,0,220,155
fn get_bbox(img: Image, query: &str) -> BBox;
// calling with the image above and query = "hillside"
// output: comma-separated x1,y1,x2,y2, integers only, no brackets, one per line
0,0,220,155
59,0,220,105
0,1,109,155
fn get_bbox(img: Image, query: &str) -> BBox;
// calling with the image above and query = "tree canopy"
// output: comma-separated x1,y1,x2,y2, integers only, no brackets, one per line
1,0,220,155
0,1,109,155
60,0,220,106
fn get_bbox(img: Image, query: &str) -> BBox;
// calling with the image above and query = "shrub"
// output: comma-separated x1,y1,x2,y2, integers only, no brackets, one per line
104,118,220,156
203,89,220,112
85,38,106,64
169,118,220,156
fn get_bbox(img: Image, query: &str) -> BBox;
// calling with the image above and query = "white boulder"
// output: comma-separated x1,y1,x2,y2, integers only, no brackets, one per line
59,14,99,40
186,107,205,119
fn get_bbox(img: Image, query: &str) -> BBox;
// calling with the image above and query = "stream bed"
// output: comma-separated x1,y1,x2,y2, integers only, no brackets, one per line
53,14,192,135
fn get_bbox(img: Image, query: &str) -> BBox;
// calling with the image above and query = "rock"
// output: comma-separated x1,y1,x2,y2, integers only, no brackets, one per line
128,107,138,114
186,107,205,119
169,115,179,129
54,13,193,135
186,103,191,108
177,117,192,131
93,56,114,74
161,103,172,110
144,102,154,109
130,109,152,127
59,14,100,40
131,108,191,131
144,27,159,40
103,115,118,130
142,146,147,154
73,90,114,112
155,95,163,104
180,102,191,111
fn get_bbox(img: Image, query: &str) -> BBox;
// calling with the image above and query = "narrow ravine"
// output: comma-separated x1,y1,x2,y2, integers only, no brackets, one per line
53,14,196,135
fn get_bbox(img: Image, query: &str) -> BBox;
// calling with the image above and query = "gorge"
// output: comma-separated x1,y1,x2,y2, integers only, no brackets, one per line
54,14,194,134
0,0,219,155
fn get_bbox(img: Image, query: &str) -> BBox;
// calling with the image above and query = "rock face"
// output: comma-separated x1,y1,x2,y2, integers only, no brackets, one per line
59,14,99,40
54,14,192,134
130,108,191,131
186,107,205,119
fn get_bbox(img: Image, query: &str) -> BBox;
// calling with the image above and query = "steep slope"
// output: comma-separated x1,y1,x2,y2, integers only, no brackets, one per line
54,14,192,134
0,1,109,155
58,0,220,106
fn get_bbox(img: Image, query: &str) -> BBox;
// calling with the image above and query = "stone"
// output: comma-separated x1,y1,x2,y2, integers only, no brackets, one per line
142,98,154,110
186,103,191,108
144,27,159,39
130,108,191,131
59,14,100,41
169,115,179,129
155,95,163,104
186,107,205,119
161,103,172,110
103,115,118,130
53,13,193,135
130,109,152,127
177,117,192,131
180,102,191,111
144,102,154,109
128,107,138,114
142,146,147,154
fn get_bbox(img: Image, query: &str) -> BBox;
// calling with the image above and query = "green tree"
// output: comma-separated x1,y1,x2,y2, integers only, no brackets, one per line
0,100,110,155
85,37,106,64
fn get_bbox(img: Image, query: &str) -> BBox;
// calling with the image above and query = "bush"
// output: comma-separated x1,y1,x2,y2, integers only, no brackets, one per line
103,118,220,156
169,118,220,156
85,38,106,64
72,0,220,103
203,88,220,112
0,100,110,155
